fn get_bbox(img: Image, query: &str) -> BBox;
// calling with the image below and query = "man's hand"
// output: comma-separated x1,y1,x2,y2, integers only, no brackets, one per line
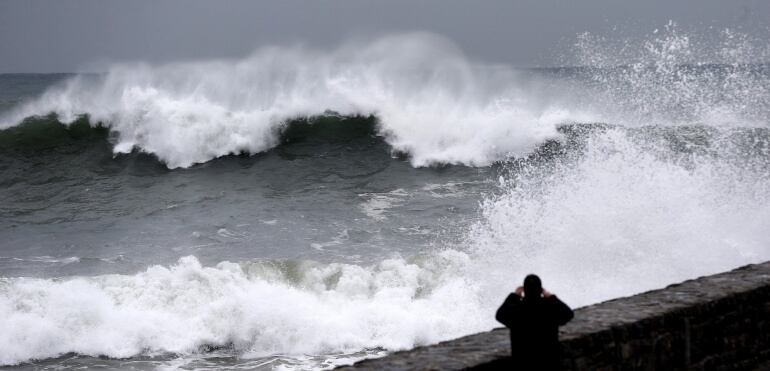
542,288,553,298
515,286,524,297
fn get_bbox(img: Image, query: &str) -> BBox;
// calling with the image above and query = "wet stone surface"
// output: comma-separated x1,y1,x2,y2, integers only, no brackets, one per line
338,261,770,370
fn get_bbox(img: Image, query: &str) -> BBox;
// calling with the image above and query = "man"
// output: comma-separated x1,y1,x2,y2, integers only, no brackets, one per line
495,274,574,370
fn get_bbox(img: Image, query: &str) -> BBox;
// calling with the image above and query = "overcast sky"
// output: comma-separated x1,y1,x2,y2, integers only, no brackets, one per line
1,0,768,73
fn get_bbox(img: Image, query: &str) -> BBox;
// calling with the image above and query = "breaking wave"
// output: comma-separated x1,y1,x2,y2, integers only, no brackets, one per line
0,33,566,168
0,253,480,366
1,27,768,168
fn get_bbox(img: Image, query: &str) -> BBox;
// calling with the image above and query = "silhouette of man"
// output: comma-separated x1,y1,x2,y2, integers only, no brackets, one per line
495,274,574,370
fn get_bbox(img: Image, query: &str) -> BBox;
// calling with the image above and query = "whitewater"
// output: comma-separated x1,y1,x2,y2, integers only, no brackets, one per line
1,26,769,370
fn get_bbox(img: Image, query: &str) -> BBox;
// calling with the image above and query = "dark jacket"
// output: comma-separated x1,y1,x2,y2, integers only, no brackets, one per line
495,293,574,370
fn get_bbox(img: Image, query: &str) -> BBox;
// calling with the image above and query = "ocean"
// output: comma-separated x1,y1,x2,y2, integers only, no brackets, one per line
1,31,769,370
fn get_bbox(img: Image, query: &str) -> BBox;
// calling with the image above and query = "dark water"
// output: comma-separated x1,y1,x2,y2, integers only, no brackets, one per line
0,114,495,279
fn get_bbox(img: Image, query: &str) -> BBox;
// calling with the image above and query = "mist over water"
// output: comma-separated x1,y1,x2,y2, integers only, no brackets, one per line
1,26,769,370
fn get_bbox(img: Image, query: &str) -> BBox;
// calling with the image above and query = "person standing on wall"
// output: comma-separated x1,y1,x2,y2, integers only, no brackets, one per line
495,274,574,370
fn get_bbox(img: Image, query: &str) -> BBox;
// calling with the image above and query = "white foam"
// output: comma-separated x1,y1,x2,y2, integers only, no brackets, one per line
466,127,770,308
0,33,566,169
358,189,409,221
0,256,81,265
0,252,485,366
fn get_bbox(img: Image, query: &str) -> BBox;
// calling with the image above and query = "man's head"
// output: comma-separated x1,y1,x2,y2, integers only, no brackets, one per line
523,274,542,299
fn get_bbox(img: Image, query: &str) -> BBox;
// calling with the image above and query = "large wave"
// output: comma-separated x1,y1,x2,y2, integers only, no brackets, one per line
2,27,767,168
0,33,568,169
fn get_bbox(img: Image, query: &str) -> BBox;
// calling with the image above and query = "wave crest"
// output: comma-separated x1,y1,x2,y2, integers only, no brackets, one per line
3,28,769,168
0,33,564,168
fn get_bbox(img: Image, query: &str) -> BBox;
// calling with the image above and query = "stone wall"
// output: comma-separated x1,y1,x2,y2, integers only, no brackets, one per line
338,261,770,370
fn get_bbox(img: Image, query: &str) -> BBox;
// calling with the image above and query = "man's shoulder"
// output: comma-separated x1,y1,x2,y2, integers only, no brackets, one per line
504,293,522,302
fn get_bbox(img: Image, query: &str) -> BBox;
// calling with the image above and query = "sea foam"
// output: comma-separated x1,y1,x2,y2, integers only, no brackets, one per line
0,252,481,366
1,127,768,367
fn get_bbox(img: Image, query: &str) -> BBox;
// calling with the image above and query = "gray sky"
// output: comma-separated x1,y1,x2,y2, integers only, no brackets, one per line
1,0,768,72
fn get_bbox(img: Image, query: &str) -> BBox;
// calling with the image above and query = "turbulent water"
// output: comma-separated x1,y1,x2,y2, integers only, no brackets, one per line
1,28,769,370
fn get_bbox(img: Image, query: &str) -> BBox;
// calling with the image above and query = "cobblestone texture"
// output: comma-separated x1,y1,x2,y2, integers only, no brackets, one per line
337,261,770,370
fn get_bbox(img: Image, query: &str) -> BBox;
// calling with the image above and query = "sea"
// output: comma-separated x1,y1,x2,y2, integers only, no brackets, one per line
1,30,769,370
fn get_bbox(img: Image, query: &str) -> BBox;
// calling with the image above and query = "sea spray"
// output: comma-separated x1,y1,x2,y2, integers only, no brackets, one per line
467,126,770,308
569,22,770,126
0,33,565,168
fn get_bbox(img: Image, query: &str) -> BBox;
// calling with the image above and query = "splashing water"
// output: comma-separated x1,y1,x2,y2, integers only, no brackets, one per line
468,126,770,308
570,22,770,126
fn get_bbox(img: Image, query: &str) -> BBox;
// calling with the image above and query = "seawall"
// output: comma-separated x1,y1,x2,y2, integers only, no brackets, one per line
338,261,770,370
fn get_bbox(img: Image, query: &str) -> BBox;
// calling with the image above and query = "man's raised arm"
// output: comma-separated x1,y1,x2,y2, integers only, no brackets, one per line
496,288,523,328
